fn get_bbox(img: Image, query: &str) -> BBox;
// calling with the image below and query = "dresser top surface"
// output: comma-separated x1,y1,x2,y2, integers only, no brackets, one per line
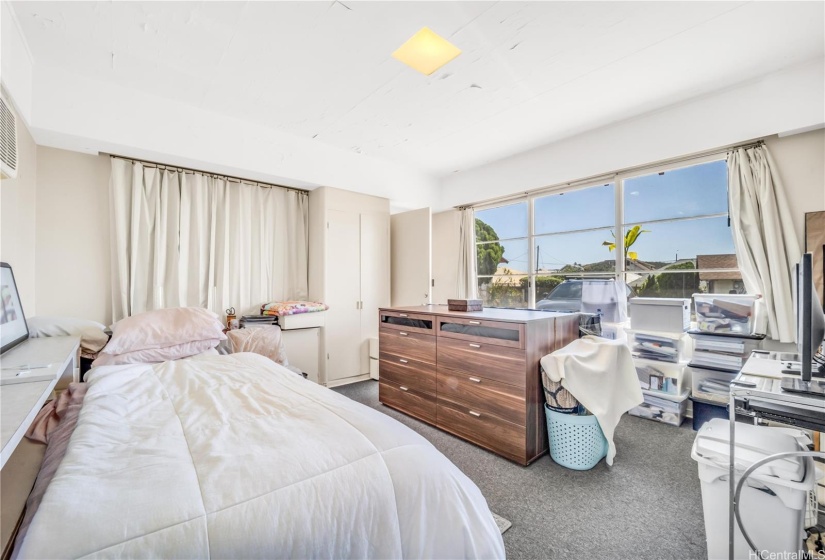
380,305,577,324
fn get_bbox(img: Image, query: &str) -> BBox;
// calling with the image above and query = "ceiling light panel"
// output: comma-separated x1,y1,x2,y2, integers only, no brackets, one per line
392,27,461,76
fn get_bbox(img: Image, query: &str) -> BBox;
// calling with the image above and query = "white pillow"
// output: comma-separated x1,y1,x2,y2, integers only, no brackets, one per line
27,316,109,354
103,307,226,355
93,338,222,366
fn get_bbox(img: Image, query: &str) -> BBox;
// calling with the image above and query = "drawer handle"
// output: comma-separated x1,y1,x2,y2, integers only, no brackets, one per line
399,332,408,336
469,343,481,348
468,320,481,325
468,377,481,383
469,410,481,417
399,386,409,392
399,313,408,317
399,359,408,364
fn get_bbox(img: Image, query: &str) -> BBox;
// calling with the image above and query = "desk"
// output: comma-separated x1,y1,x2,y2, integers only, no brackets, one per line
727,354,825,559
0,336,80,469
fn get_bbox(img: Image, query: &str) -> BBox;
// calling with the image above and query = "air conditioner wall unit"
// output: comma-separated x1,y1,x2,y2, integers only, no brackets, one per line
0,94,19,180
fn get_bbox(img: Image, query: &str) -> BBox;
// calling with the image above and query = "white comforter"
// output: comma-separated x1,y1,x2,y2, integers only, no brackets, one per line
18,353,504,559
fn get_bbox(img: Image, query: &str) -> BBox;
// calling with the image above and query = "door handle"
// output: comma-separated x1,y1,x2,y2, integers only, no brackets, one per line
399,313,408,317
399,332,408,336
399,386,408,392
469,343,481,348
399,359,408,364
469,410,481,417
468,377,481,383
468,320,481,325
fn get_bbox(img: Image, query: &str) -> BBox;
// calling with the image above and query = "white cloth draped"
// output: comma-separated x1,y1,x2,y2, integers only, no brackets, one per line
540,336,643,466
457,208,478,299
727,145,801,343
110,158,308,322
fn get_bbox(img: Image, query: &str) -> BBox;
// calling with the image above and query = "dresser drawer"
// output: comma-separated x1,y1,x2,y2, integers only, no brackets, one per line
379,327,435,364
379,380,436,424
379,310,435,336
437,368,525,425
437,337,526,387
379,354,436,395
436,316,524,349
436,400,525,463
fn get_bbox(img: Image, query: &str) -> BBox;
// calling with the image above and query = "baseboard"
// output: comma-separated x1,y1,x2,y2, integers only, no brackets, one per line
326,374,372,388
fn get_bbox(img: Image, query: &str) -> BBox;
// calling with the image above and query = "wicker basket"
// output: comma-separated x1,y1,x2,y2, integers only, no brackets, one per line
541,366,578,413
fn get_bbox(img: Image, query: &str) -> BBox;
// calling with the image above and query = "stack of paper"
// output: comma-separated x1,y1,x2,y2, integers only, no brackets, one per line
631,332,680,363
691,351,746,371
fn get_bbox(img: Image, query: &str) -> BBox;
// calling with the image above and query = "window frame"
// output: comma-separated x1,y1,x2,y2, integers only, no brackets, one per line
473,153,738,309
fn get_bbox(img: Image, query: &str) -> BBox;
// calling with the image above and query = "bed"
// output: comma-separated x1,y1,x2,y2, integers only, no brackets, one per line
13,352,505,559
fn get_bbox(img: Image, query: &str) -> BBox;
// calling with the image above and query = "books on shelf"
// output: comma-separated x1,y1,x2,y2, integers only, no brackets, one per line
239,315,279,328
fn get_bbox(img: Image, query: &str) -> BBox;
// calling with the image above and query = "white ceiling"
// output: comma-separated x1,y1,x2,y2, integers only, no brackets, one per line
9,1,825,177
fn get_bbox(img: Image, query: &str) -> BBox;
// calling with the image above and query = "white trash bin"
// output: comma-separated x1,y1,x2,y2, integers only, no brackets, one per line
691,419,817,560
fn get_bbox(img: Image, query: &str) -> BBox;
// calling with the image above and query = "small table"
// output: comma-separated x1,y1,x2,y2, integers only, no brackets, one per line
0,336,80,469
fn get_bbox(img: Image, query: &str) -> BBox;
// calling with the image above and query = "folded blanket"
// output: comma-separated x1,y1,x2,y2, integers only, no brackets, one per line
261,301,328,317
25,382,89,445
14,382,88,559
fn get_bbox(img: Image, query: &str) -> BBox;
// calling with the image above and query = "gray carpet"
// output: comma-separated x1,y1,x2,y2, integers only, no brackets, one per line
333,380,707,560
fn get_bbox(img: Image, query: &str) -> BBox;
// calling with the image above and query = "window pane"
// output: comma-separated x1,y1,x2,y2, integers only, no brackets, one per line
534,229,616,275
477,238,529,277
624,160,728,223
477,275,528,308
475,202,527,241
623,216,734,266
535,183,614,235
627,271,709,300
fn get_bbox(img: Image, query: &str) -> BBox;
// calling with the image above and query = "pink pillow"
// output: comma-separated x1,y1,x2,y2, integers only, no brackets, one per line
93,338,221,366
103,307,226,355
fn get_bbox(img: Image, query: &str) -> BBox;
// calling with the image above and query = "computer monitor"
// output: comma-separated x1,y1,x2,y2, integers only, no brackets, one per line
794,252,825,382
0,262,29,354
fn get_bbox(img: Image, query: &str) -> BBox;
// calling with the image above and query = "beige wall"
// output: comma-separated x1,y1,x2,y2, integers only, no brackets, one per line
431,210,461,305
764,128,825,251
34,148,111,324
0,115,37,315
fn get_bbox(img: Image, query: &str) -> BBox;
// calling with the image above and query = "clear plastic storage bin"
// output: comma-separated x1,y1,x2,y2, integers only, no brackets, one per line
693,294,765,335
627,390,689,426
689,365,737,405
627,329,692,363
633,358,689,397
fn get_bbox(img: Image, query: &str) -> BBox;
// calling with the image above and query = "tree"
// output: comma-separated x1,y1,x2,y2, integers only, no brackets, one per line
637,261,700,298
603,225,649,261
475,218,505,276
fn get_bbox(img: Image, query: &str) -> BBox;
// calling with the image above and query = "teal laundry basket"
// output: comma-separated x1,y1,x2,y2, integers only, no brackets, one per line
545,404,608,470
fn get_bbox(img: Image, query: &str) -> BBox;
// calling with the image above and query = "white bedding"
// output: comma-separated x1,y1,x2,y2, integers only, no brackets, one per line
17,353,504,559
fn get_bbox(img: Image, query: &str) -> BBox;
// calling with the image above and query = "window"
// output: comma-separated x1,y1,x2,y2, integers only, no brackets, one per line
473,158,739,309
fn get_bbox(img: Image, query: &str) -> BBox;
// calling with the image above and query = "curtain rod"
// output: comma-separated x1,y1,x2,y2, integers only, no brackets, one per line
105,153,310,194
457,138,765,210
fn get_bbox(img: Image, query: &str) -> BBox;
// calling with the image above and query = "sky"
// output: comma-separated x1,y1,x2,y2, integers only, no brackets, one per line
475,159,734,274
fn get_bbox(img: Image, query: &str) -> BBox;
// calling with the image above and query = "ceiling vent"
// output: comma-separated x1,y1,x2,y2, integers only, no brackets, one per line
0,95,19,180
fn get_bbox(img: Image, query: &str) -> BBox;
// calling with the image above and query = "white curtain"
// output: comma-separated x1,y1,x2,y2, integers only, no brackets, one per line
110,157,309,321
456,207,478,299
727,144,801,343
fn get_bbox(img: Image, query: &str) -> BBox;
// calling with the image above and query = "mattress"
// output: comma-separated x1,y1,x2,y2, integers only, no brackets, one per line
15,353,504,559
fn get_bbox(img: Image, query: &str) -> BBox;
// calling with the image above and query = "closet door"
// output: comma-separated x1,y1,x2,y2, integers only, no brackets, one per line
325,210,362,382
360,211,391,374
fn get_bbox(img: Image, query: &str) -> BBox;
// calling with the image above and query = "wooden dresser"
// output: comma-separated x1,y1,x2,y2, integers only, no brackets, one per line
378,305,579,465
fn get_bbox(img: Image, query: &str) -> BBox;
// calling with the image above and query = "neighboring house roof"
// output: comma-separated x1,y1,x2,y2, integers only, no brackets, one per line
697,254,742,280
